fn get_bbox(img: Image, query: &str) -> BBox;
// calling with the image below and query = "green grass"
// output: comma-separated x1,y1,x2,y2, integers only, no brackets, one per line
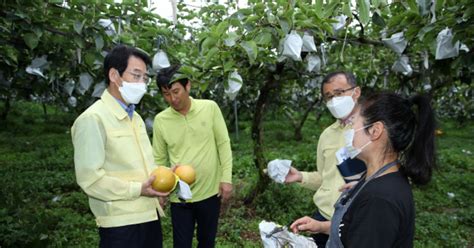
0,101,472,247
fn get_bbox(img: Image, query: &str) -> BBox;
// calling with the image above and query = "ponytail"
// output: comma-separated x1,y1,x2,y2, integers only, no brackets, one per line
359,93,437,185
401,95,437,185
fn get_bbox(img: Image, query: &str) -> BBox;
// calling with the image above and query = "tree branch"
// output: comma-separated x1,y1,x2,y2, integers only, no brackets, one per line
327,36,384,46
44,26,69,36
352,12,365,38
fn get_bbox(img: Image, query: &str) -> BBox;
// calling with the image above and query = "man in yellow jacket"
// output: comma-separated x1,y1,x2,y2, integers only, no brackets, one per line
72,45,168,248
283,71,363,247
153,65,233,248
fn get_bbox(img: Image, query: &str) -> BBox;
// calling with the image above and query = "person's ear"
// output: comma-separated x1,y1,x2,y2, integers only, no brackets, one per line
369,121,384,141
353,86,361,100
185,80,191,92
109,69,121,86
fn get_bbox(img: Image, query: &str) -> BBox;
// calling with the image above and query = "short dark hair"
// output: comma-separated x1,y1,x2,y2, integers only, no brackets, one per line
358,92,436,185
320,71,357,96
155,64,188,90
103,45,151,85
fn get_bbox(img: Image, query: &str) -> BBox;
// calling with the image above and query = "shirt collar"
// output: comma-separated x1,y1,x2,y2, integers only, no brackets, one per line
169,96,195,116
339,114,355,127
101,90,132,120
114,98,135,119
329,114,355,130
188,97,196,113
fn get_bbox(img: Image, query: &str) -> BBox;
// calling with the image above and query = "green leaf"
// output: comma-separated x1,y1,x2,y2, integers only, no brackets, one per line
267,12,277,24
246,16,260,25
201,37,217,54
314,0,323,18
342,0,353,19
205,47,219,66
84,52,96,67
32,27,43,39
73,20,84,35
3,45,18,65
23,33,39,50
323,0,340,19
406,0,418,13
254,32,272,45
74,36,85,49
240,41,258,65
435,0,445,12
95,35,104,51
119,33,135,46
279,18,290,35
199,81,209,93
356,0,370,26
372,11,385,27
372,0,387,8
229,17,242,28
177,65,192,74
223,61,235,72
216,21,229,36
320,22,334,34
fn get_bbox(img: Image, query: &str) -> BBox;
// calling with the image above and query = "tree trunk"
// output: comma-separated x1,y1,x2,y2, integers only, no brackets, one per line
244,64,284,205
1,96,11,121
293,99,321,141
42,102,48,121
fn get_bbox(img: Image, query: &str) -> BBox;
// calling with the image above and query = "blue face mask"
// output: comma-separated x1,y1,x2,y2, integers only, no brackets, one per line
337,158,367,183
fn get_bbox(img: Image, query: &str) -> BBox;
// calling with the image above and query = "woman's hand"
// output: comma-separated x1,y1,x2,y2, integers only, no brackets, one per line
290,216,331,235
339,181,358,192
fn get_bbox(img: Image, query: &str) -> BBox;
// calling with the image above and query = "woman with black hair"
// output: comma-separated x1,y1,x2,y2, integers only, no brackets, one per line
290,92,436,247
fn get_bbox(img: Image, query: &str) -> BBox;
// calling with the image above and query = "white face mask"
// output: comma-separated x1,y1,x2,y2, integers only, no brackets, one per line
344,124,372,159
326,91,355,119
118,81,147,104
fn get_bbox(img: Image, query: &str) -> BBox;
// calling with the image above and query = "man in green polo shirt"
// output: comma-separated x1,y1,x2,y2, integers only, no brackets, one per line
152,65,233,248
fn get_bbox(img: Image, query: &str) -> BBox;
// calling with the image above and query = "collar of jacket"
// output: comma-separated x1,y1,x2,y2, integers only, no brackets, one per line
101,89,129,121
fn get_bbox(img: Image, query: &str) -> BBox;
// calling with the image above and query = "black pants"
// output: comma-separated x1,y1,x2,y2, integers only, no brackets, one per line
311,210,329,247
99,219,162,248
170,195,221,248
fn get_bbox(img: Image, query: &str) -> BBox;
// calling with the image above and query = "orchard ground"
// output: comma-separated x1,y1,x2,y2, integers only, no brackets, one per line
0,101,472,247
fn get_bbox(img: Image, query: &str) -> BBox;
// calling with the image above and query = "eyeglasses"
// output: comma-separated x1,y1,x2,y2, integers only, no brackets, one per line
323,86,356,102
124,71,151,84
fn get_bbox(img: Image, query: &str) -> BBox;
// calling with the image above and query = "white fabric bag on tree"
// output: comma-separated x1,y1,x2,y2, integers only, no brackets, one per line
392,55,413,76
382,32,408,54
332,15,347,33
435,28,469,60
302,32,317,52
152,50,171,71
225,70,243,101
306,55,321,73
282,31,303,61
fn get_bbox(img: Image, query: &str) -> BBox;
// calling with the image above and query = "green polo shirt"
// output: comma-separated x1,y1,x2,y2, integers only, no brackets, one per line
152,98,232,203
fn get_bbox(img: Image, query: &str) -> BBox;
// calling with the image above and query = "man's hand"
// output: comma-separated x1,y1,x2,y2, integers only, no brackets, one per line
218,182,233,203
158,196,168,209
141,175,170,197
170,164,178,172
284,167,303,183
